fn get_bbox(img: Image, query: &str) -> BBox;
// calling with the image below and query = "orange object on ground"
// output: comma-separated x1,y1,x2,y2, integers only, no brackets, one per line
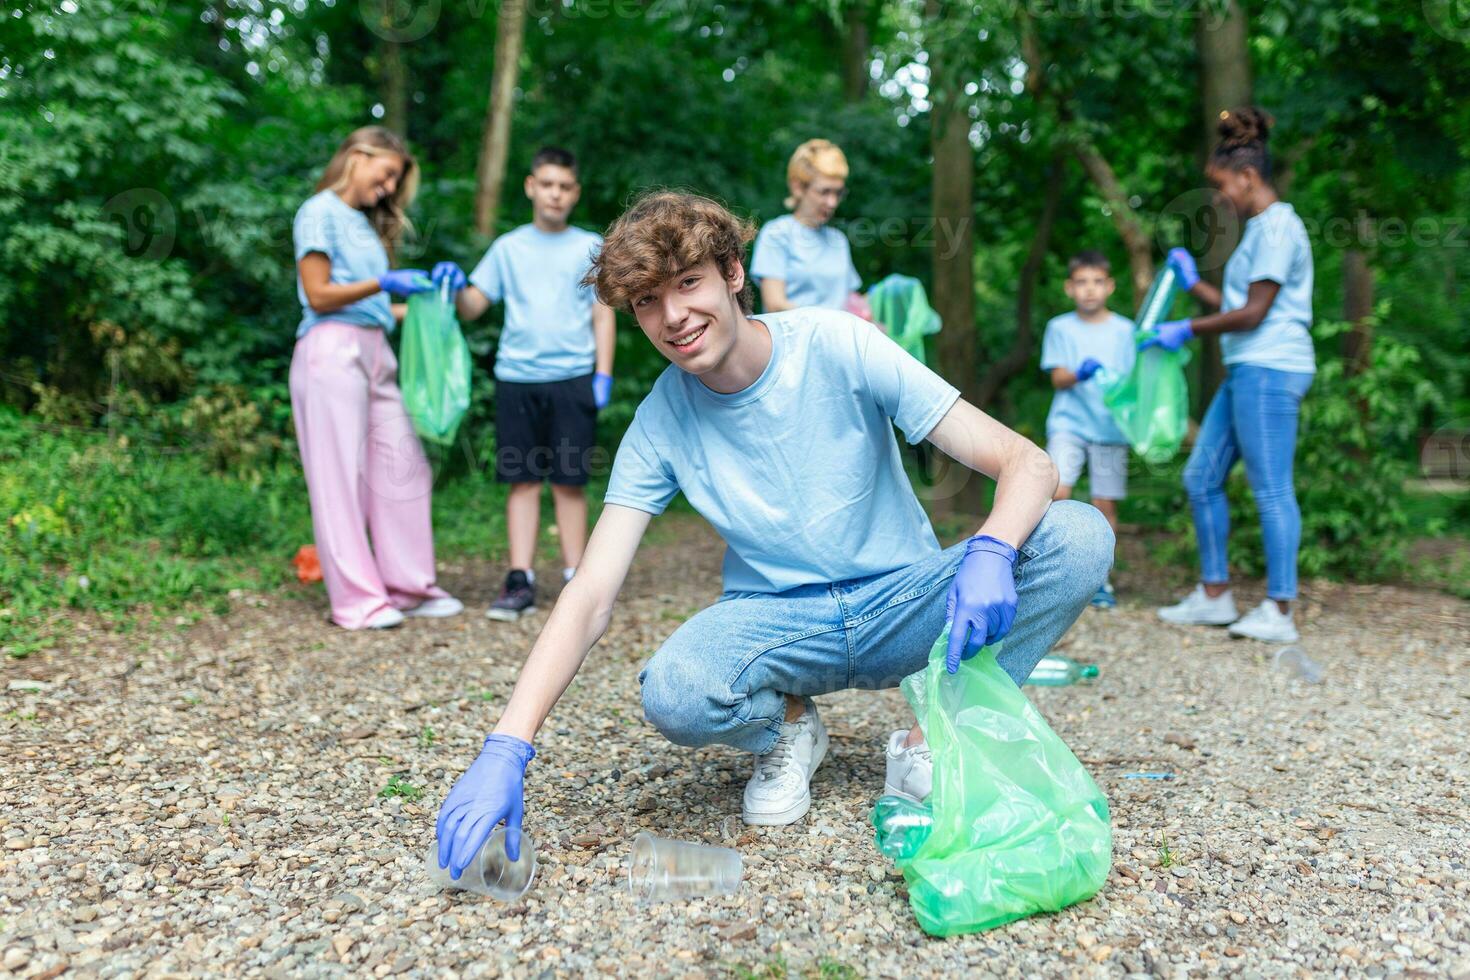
292,545,323,583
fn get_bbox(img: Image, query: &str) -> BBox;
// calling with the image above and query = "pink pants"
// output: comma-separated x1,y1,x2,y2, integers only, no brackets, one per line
289,321,448,629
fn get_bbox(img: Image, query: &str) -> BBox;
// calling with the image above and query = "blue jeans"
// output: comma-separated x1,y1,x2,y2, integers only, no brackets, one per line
638,500,1113,754
1182,364,1313,601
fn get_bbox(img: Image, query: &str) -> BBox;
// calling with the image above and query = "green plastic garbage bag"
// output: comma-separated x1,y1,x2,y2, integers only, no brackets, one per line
871,633,1112,937
1100,267,1191,464
867,274,942,366
399,282,472,446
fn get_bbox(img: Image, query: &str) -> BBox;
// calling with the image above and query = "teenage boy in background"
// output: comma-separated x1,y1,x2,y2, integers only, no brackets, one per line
433,147,615,620
1039,250,1135,608
434,192,1113,877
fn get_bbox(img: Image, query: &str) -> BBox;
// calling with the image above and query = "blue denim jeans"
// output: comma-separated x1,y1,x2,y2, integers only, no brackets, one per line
638,499,1114,754
1182,365,1313,601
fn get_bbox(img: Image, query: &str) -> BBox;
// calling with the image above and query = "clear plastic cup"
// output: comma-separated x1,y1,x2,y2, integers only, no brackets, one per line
627,831,743,905
426,827,536,901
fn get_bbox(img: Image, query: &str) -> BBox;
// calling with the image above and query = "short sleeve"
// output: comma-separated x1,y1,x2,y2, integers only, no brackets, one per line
845,244,861,294
1039,318,1069,370
1248,214,1297,287
604,411,680,515
855,317,960,444
293,198,335,262
579,232,602,305
750,221,789,284
469,239,507,303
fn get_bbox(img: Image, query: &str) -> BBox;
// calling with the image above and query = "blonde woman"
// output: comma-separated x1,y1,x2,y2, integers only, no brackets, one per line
751,139,862,312
290,126,462,630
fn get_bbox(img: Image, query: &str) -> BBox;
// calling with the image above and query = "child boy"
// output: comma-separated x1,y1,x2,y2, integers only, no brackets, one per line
434,192,1112,877
433,147,616,620
1039,250,1135,608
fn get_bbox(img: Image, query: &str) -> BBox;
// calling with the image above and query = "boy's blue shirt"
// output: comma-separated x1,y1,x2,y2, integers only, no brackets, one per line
1039,310,1135,445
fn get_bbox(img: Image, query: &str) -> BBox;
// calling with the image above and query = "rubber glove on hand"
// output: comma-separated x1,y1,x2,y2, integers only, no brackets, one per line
1075,357,1102,383
1166,247,1200,290
378,269,433,296
435,734,535,879
431,261,467,292
1138,319,1194,353
591,372,614,410
944,534,1019,674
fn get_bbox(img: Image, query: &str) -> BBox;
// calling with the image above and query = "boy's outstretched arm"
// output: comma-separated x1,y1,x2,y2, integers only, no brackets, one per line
435,504,652,877
925,399,1060,670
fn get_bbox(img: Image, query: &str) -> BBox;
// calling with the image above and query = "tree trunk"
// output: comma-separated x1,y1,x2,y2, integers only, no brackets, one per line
1071,138,1153,303
974,152,1065,408
473,0,528,238
927,0,984,516
1196,0,1252,403
1342,219,1375,377
380,39,407,136
841,0,871,103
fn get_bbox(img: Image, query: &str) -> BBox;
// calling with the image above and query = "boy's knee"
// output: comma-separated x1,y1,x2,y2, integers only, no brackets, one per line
639,655,718,748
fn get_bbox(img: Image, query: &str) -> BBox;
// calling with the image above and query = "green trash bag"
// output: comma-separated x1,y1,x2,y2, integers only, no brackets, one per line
399,282,472,446
1100,266,1191,464
871,633,1112,937
866,273,942,367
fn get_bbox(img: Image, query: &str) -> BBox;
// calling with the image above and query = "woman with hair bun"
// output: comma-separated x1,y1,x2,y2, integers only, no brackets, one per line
290,125,463,630
750,139,863,313
1148,107,1316,643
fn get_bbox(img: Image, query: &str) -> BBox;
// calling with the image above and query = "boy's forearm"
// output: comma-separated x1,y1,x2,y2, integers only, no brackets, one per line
492,580,612,743
593,304,615,375
975,440,1058,549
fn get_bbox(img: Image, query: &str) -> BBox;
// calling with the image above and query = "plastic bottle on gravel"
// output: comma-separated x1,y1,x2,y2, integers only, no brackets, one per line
1024,655,1100,687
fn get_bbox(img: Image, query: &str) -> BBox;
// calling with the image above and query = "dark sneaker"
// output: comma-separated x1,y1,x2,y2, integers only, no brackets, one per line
486,570,537,622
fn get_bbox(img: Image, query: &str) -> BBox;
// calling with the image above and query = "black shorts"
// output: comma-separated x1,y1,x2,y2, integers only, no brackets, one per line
494,374,597,485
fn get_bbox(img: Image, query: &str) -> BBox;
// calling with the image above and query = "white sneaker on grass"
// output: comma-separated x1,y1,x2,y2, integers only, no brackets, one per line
364,607,404,630
1157,585,1239,626
1228,599,1300,643
404,596,464,619
883,730,932,801
742,700,828,826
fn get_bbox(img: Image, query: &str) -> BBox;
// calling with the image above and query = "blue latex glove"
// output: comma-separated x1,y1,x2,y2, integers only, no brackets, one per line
378,269,433,296
592,372,613,411
435,734,535,879
431,261,467,292
1166,247,1199,290
1075,358,1102,382
944,534,1020,674
1138,319,1194,353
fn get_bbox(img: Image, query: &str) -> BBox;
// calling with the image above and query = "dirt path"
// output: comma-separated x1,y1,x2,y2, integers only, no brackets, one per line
2,516,1468,978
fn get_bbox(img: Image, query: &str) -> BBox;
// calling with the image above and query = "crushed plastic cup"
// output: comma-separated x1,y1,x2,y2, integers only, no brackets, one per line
425,828,536,901
1272,646,1324,684
627,832,743,905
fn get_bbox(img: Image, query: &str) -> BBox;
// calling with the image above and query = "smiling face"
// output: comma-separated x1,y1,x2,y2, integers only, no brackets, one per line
790,174,847,227
348,151,407,208
1064,265,1115,317
525,163,580,228
631,258,750,376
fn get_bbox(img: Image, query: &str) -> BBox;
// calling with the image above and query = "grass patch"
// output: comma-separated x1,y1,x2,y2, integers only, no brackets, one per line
377,776,425,802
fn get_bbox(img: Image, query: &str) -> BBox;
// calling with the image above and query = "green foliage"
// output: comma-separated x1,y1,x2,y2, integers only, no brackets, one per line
377,776,425,802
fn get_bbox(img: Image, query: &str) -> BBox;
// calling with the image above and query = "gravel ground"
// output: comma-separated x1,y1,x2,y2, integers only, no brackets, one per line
2,515,1469,979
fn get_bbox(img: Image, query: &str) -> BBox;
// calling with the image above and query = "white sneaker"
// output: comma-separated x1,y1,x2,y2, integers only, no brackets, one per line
1228,599,1299,643
404,596,464,619
1157,585,1239,626
364,607,404,630
742,700,828,826
883,730,932,801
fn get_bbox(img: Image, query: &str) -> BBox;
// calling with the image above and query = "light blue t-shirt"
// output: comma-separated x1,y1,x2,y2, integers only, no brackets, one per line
1221,201,1315,374
1039,311,1136,445
469,223,603,383
750,214,861,311
605,308,960,594
293,190,394,337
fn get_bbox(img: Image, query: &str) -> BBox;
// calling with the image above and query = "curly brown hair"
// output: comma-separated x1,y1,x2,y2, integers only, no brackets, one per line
586,191,757,314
